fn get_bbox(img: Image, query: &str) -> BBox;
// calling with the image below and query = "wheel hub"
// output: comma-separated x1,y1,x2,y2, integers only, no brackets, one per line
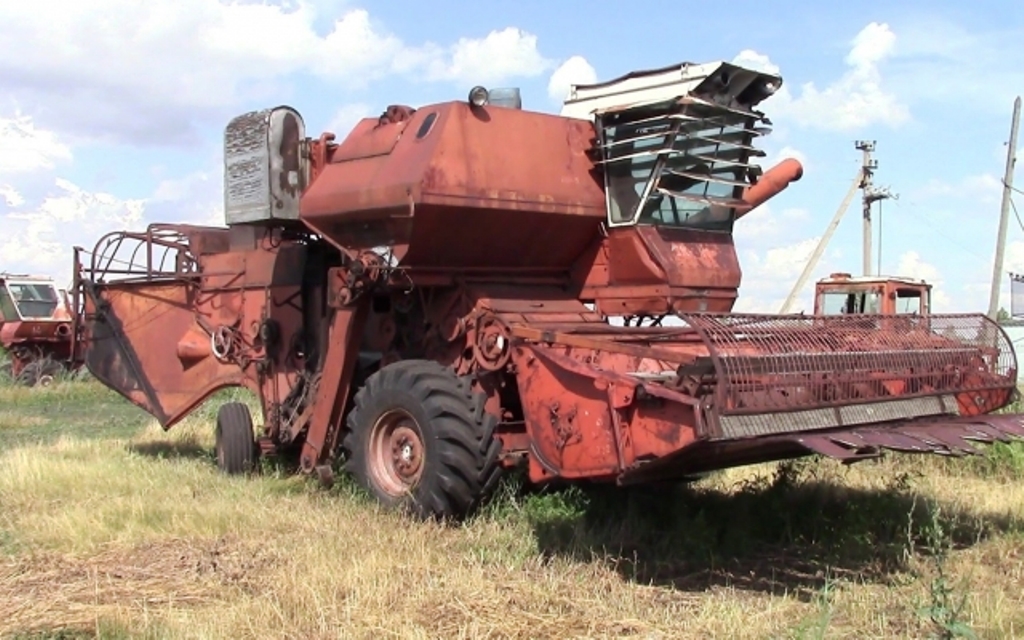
369,410,425,496
391,426,423,479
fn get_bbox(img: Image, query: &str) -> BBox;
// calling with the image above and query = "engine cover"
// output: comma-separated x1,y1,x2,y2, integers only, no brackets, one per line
223,106,307,225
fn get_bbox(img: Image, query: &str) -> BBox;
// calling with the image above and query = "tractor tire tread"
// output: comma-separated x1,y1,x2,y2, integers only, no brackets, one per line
216,402,257,475
342,359,503,520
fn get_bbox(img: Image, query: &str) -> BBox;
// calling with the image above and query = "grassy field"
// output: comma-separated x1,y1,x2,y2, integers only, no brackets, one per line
2,368,1024,638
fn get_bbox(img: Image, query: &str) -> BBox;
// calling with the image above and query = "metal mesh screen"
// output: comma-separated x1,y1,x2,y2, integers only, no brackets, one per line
677,313,1017,421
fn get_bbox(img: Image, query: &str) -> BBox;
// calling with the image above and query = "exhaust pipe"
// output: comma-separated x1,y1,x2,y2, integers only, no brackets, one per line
735,158,803,218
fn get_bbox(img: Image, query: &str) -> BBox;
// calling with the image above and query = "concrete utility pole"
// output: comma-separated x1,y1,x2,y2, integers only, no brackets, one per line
778,141,899,313
987,96,1021,321
856,140,896,276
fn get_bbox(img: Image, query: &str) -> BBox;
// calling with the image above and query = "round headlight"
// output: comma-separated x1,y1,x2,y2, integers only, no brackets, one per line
468,86,489,107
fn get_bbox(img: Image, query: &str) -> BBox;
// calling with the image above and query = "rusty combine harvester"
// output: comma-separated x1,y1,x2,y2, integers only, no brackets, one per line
1,272,76,386
72,60,1024,519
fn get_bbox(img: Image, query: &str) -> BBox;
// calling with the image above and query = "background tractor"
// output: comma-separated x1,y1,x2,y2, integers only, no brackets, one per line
814,272,932,315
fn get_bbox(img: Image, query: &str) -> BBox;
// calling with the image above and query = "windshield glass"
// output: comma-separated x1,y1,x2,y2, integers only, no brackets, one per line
0,287,17,320
6,282,60,319
895,288,924,314
819,290,881,314
598,98,766,232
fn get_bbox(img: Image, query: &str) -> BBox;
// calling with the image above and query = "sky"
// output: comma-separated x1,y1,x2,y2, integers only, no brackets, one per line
1,0,1022,315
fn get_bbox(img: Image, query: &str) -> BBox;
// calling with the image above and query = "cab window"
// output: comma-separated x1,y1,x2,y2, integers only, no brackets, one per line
0,286,18,320
819,290,881,314
6,283,59,319
894,288,924,314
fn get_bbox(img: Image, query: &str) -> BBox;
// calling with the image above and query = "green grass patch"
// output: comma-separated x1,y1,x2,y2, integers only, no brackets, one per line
3,378,1024,638
0,381,150,452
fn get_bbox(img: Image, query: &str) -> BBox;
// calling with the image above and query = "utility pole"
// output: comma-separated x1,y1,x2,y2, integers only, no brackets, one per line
987,96,1021,321
778,141,897,313
855,140,896,276
778,167,862,313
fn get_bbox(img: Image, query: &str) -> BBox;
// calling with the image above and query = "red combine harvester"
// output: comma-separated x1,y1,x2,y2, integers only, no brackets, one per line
71,60,1024,519
0,272,75,386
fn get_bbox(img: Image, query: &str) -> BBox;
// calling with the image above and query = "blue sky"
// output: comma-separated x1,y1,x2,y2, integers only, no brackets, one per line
1,0,1022,313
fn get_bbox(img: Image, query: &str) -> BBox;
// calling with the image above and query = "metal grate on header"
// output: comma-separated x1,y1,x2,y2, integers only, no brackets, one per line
677,313,1018,424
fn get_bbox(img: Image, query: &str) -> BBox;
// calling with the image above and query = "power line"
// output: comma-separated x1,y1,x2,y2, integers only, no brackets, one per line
892,200,997,266
1010,195,1024,234
1003,178,1024,197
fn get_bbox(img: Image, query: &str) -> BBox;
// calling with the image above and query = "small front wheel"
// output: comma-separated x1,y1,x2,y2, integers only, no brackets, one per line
215,402,257,474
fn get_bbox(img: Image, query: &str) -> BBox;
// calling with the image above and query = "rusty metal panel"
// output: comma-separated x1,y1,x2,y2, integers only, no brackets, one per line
299,102,607,268
677,312,1018,435
224,106,306,225
793,414,1024,462
329,109,410,162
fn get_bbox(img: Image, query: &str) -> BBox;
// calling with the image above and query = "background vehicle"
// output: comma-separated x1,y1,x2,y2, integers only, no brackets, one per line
71,59,1024,520
814,272,931,315
0,272,76,386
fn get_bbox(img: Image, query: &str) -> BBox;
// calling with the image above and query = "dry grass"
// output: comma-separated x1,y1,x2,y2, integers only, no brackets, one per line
2,381,1024,638
0,411,46,429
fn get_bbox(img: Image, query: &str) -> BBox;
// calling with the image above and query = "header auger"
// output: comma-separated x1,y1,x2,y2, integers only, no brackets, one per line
71,59,1024,520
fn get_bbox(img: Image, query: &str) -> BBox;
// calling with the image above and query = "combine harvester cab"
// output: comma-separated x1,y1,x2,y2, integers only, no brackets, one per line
71,58,1024,520
0,272,75,386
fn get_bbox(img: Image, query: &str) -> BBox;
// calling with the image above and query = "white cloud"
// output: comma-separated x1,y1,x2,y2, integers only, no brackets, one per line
151,173,208,204
421,27,553,86
547,55,597,103
735,203,809,242
1006,241,1024,275
0,185,24,208
0,2,551,145
893,250,951,311
326,103,374,136
913,173,1004,205
733,231,842,314
733,22,910,131
1,179,145,279
732,50,779,76
878,17,1024,116
149,170,224,225
761,237,823,281
845,22,896,69
0,110,217,279
0,112,73,174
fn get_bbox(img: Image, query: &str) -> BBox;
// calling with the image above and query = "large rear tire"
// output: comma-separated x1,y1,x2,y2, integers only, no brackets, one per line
215,402,258,475
342,359,503,520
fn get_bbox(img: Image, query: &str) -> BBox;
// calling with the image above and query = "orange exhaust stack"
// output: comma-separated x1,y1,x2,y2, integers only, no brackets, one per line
735,158,804,218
